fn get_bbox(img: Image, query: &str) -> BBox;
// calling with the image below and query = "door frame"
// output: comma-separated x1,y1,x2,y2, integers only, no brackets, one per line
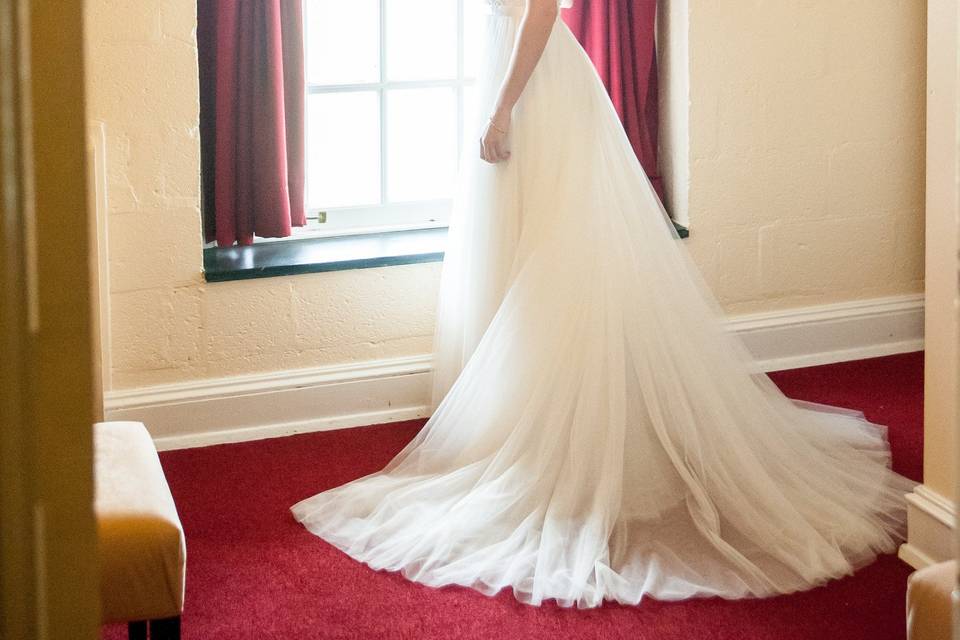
0,1,101,638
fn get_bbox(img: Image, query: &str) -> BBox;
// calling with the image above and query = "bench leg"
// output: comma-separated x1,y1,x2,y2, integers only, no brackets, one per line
149,615,181,640
127,621,147,640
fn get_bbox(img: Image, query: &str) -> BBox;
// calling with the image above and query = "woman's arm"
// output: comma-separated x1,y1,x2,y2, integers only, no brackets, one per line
480,0,559,163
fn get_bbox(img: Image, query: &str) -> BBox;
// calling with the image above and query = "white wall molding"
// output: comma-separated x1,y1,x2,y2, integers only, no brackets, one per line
106,293,924,451
105,355,434,451
729,293,924,372
899,484,957,569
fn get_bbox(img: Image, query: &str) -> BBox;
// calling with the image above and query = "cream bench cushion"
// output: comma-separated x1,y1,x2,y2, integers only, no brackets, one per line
906,560,955,640
94,421,186,623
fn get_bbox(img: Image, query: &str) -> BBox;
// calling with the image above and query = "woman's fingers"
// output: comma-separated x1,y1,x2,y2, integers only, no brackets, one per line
493,138,510,163
480,131,510,164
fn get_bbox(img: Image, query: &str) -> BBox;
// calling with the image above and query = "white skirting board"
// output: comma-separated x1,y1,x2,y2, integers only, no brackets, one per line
725,293,924,372
105,356,435,452
899,485,956,569
104,293,925,451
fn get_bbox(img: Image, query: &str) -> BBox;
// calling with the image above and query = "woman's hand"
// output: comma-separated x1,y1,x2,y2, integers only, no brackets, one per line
480,115,511,164
480,0,556,164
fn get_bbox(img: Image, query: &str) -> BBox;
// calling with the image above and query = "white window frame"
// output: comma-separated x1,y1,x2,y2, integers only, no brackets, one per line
291,0,476,241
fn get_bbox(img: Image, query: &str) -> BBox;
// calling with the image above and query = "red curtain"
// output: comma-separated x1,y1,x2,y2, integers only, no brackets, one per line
563,1,662,197
198,1,306,247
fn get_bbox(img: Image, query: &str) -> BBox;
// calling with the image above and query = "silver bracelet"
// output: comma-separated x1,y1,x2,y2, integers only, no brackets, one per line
488,118,508,135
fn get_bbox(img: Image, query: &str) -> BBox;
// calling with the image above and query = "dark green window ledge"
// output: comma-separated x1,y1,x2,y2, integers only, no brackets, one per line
203,222,689,283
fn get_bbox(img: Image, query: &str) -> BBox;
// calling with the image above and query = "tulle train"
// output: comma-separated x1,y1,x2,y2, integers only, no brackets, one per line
292,9,914,608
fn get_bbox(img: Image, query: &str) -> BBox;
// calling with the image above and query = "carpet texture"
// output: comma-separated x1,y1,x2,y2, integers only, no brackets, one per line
102,351,923,640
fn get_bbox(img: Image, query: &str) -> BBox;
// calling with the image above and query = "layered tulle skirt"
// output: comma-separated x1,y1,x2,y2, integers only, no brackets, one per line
291,7,915,608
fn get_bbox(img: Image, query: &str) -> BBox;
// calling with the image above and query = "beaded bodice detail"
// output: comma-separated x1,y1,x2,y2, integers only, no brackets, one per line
486,0,574,11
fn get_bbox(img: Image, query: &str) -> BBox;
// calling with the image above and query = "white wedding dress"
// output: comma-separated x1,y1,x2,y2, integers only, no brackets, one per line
292,0,915,608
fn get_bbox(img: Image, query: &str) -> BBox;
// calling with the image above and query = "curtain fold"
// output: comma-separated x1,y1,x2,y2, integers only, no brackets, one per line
563,0,662,198
198,0,306,247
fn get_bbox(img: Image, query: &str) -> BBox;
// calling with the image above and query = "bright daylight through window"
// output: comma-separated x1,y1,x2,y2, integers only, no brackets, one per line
300,0,485,238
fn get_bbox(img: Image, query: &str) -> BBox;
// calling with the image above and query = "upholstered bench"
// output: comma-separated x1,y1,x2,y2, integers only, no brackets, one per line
906,560,955,640
94,421,186,640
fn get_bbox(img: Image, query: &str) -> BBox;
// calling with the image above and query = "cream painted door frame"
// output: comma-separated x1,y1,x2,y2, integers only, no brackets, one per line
899,0,959,572
0,1,101,638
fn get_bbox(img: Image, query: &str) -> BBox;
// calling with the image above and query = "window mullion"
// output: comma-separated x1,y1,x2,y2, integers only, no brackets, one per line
457,0,465,163
298,1,471,237
379,0,388,207
307,79,460,95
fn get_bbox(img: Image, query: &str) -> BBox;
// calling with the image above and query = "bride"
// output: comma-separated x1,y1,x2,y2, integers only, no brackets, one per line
292,0,915,608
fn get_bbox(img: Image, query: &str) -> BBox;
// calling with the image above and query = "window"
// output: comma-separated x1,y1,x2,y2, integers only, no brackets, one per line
298,0,485,239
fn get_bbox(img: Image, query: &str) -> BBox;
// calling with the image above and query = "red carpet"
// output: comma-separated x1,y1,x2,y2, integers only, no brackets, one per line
103,351,923,640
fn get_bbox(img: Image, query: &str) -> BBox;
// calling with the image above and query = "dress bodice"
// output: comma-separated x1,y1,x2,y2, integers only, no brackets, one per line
486,0,574,11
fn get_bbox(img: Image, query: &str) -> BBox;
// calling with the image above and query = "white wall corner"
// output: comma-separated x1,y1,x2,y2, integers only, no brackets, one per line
86,120,112,398
656,0,690,227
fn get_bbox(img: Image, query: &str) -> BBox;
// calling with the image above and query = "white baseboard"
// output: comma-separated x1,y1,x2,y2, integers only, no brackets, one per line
728,293,924,372
105,355,434,451
899,485,957,569
104,293,925,451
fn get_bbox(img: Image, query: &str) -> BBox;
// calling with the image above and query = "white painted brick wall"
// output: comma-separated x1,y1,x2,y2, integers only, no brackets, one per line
85,0,925,390
682,0,925,314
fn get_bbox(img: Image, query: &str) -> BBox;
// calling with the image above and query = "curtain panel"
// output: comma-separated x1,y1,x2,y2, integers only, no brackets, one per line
198,0,306,247
563,0,663,198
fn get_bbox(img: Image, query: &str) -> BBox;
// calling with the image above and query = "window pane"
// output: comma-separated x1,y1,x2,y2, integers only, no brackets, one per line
385,0,457,81
305,0,380,85
307,92,381,209
387,88,458,202
463,0,486,79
